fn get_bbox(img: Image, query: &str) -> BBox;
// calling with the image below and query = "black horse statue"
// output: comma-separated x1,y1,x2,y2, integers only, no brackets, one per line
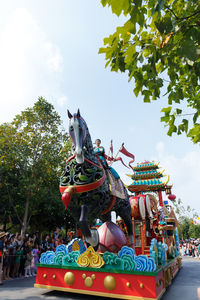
60,109,133,248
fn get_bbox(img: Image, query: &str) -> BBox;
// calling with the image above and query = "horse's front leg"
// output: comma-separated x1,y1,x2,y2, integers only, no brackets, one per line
79,204,99,248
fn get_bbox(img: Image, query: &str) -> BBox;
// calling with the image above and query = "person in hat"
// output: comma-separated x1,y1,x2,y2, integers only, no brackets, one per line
0,232,8,285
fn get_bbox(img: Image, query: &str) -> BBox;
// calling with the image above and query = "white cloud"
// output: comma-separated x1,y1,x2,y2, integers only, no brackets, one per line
153,141,200,212
0,8,65,123
56,96,68,107
45,42,63,72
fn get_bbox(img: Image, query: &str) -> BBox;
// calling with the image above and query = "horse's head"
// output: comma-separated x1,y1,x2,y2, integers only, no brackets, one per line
67,109,87,164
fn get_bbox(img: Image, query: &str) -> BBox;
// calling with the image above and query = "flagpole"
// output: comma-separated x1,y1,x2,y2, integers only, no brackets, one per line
107,140,113,163
109,143,123,167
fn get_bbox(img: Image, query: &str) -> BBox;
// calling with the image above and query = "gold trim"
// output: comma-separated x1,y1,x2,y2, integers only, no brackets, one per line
34,284,160,300
164,175,170,185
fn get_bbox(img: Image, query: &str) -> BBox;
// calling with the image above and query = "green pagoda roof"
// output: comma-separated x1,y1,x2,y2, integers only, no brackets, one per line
127,169,164,180
133,161,159,171
127,175,170,193
126,160,170,193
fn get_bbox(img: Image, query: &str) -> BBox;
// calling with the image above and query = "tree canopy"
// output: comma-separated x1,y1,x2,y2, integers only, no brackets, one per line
99,0,200,143
171,198,200,239
0,98,71,235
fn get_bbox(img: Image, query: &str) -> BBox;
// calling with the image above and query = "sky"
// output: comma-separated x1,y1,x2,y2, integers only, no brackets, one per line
0,0,200,213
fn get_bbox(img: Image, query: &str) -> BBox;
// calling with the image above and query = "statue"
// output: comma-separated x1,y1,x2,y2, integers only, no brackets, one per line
60,109,133,248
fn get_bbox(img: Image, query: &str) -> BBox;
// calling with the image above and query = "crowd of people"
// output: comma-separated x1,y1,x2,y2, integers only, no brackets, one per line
180,239,200,257
0,228,72,285
1,229,200,285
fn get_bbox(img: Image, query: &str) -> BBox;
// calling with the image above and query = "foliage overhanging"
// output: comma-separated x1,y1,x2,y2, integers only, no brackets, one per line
99,0,200,143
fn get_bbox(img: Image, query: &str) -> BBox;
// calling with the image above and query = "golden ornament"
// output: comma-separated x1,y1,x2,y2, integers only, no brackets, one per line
77,246,104,268
64,272,75,286
85,277,93,288
104,275,116,291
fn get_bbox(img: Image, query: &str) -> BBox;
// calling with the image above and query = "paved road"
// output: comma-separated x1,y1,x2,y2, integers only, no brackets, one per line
0,257,200,300
162,257,200,300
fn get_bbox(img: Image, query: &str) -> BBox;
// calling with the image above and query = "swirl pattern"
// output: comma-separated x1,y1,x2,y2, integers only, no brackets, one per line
53,251,66,265
118,246,135,259
103,252,124,270
40,251,55,264
135,255,148,271
55,244,68,255
62,251,80,266
77,246,104,268
121,254,136,271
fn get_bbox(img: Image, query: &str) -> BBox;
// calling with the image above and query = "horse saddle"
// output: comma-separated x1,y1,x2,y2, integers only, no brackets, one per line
107,170,126,200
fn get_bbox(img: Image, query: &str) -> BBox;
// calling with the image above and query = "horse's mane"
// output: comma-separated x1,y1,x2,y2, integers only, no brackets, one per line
78,115,98,164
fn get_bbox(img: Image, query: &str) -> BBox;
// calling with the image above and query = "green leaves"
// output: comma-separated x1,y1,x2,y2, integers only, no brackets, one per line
99,0,200,143
101,0,131,16
0,98,71,234
78,175,89,182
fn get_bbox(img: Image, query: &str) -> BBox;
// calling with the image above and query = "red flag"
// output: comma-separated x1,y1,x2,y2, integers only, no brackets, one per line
112,156,129,168
119,143,135,170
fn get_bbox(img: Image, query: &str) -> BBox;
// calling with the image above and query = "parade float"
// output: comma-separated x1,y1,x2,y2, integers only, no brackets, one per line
35,110,181,300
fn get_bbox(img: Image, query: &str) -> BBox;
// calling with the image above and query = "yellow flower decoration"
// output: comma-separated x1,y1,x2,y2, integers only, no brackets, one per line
77,246,104,268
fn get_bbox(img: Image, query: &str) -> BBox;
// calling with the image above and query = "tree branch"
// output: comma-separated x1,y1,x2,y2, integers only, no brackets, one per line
181,10,200,21
165,5,179,19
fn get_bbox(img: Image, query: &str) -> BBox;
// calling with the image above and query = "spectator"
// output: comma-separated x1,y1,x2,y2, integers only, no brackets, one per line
32,244,40,275
19,240,30,277
24,250,33,277
42,235,50,252
33,232,40,246
0,232,7,285
12,246,23,277
3,249,10,280
55,234,63,247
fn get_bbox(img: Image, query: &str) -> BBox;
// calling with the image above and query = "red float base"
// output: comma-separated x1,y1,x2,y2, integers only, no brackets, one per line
34,256,182,300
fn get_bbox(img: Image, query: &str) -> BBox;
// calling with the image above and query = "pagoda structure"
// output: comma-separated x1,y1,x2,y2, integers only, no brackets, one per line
127,161,171,207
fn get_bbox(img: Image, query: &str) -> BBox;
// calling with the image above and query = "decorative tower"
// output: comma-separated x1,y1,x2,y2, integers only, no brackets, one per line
127,161,171,207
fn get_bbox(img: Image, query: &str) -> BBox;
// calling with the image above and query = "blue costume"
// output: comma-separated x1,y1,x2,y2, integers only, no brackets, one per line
94,146,120,179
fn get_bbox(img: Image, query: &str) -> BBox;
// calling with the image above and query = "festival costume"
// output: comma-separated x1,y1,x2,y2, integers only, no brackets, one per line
94,146,120,179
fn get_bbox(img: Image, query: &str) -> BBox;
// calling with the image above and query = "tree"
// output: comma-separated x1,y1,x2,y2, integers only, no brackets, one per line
99,0,200,143
171,198,200,239
0,98,71,236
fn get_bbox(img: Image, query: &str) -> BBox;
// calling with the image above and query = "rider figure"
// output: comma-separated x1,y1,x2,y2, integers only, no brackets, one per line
94,139,120,179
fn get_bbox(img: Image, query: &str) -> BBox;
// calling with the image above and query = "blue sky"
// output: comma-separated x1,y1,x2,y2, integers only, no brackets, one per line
0,0,200,213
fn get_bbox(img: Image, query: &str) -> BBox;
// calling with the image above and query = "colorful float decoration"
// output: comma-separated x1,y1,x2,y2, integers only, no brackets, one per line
35,111,181,300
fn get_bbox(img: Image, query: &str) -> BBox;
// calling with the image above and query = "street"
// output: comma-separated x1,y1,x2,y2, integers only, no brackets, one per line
0,257,200,300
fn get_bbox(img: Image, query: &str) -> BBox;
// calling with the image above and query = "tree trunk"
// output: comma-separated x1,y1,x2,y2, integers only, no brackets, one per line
21,197,29,237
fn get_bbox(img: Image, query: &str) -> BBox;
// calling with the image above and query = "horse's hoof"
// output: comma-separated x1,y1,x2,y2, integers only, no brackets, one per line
85,228,99,249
